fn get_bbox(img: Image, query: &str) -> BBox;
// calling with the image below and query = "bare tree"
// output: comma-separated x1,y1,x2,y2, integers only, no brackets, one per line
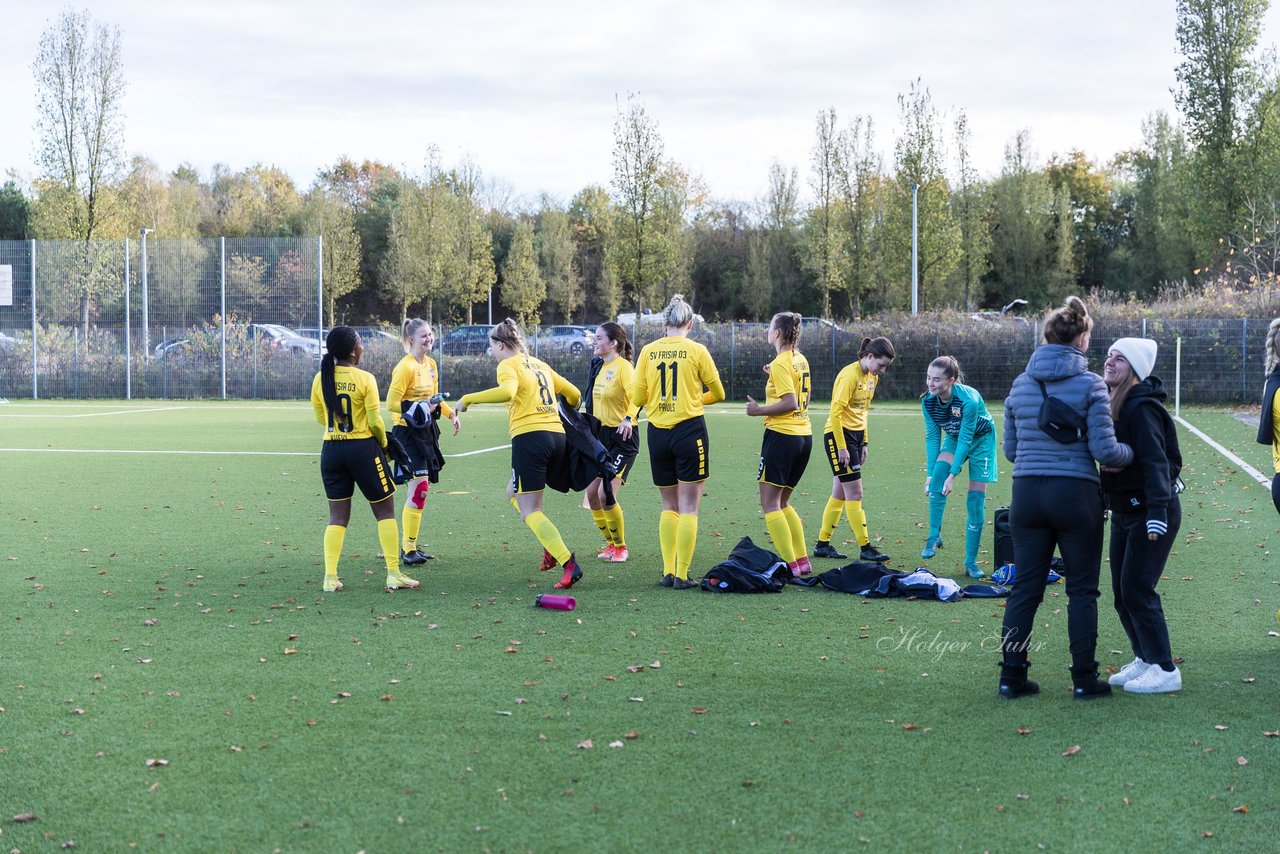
32,7,126,334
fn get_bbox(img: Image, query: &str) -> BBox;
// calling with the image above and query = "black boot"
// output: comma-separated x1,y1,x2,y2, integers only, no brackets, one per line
1070,662,1112,700
998,661,1040,699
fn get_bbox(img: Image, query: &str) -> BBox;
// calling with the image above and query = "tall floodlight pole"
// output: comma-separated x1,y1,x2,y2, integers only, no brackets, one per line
140,228,155,355
910,184,919,316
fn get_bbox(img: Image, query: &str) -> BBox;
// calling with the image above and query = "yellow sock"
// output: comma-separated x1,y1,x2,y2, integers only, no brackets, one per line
846,499,869,547
401,506,422,551
603,503,625,547
377,517,400,575
675,514,699,580
659,510,680,575
323,524,346,578
765,510,796,562
591,509,612,545
819,497,843,541
525,511,571,566
783,505,807,561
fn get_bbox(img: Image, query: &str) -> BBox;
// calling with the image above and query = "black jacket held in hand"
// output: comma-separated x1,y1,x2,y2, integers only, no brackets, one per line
1100,376,1182,526
1258,365,1280,446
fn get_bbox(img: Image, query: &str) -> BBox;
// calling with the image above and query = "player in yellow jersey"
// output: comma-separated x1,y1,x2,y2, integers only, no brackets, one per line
814,336,896,563
630,294,726,589
387,318,461,566
746,312,814,576
458,319,585,590
310,326,418,593
584,322,640,563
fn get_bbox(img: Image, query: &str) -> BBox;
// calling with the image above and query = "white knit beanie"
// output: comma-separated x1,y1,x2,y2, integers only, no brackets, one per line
1108,337,1157,381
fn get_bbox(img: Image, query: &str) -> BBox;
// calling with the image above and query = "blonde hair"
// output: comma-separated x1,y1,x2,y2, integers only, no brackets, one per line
662,294,695,329
1266,317,1280,375
402,318,429,353
489,318,527,353
771,312,802,350
1043,296,1092,346
1108,368,1140,421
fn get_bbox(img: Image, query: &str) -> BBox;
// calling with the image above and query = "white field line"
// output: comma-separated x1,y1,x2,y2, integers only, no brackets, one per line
1173,415,1271,489
0,447,317,457
0,444,513,459
0,406,190,418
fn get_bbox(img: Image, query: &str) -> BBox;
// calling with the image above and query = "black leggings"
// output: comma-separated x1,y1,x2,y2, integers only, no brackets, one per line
1001,477,1105,669
1272,472,1280,515
1109,501,1181,668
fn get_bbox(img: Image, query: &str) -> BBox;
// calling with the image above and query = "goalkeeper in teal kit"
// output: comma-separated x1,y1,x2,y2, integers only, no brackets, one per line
920,355,998,579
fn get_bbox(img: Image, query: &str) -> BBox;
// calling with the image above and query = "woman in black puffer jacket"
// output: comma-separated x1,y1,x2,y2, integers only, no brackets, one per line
999,297,1133,701
1100,338,1183,695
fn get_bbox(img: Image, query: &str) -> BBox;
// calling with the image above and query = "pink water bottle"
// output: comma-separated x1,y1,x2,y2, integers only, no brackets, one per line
535,593,576,611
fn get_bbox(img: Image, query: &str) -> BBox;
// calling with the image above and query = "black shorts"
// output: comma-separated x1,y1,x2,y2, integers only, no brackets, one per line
647,416,710,487
824,428,864,483
392,423,445,483
757,430,812,489
510,430,567,494
321,437,396,503
595,421,639,484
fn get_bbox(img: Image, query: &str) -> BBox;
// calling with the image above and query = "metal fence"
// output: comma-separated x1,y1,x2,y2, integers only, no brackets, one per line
0,236,1274,405
0,237,323,400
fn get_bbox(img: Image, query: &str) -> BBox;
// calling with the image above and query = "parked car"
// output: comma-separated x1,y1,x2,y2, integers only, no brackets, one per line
154,337,193,359
247,324,322,356
801,317,841,332
439,325,492,355
534,325,594,356
294,326,400,346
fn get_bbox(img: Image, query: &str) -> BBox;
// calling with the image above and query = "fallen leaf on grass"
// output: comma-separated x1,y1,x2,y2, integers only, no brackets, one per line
1263,731,1280,737
626,665,645,673
608,740,624,748
692,707,708,714
625,731,640,739
379,694,394,701
145,758,169,767
14,811,37,822
902,723,919,731
283,648,297,655
1017,727,1033,735
1061,745,1082,756
1237,756,1248,766
650,660,661,668
1233,805,1248,813
1215,725,1229,731
576,739,592,749
629,697,644,702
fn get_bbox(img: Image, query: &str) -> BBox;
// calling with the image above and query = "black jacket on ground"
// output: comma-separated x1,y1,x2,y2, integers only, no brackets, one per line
1100,375,1181,526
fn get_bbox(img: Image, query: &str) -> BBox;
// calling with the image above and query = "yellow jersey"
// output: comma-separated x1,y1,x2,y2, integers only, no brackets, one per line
459,354,581,438
825,360,877,450
387,354,453,427
311,365,387,445
1272,388,1280,473
762,349,812,436
631,336,724,429
591,357,639,428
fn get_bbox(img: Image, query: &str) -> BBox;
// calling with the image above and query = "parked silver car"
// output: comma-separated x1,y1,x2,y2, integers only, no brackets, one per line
534,325,594,356
246,324,322,356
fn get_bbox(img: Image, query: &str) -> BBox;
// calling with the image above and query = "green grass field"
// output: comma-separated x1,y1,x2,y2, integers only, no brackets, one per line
1,399,1277,851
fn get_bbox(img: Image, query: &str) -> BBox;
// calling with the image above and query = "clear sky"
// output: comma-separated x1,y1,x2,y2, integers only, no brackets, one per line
3,0,1278,208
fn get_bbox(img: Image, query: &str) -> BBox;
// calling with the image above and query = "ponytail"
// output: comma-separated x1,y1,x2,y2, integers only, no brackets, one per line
322,326,359,432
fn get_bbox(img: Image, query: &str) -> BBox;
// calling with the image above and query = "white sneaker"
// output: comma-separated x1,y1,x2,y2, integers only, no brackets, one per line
1124,665,1182,694
1108,658,1151,686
